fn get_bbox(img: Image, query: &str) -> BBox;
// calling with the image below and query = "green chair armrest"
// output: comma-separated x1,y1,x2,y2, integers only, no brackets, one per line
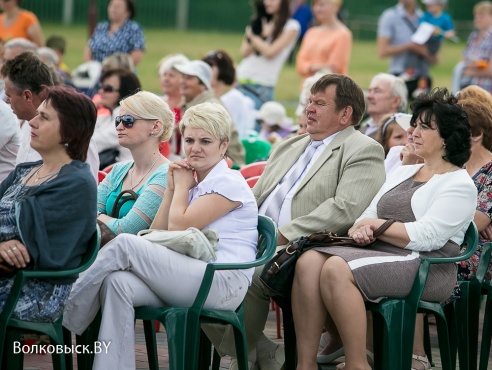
190,215,277,311
423,222,478,265
407,222,478,305
476,242,492,284
0,227,101,324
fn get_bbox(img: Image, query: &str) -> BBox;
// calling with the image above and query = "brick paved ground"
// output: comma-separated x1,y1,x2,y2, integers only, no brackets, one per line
21,304,492,370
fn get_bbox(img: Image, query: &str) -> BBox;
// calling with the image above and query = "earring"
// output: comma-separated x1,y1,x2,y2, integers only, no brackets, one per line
150,132,154,137
64,143,69,147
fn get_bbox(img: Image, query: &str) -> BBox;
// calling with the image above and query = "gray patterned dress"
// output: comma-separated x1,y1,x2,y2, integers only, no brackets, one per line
0,166,71,322
315,177,459,303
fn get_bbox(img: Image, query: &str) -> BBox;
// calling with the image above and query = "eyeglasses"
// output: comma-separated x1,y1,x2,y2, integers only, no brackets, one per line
115,115,155,128
100,84,119,93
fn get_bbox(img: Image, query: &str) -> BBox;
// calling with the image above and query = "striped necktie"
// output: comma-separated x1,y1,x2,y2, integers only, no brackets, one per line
264,140,323,224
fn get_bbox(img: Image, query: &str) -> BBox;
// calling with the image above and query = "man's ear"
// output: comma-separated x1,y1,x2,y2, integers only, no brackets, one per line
22,89,33,102
340,106,353,126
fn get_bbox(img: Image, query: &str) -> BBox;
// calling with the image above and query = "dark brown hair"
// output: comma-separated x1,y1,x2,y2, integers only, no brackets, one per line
43,86,97,162
1,52,53,95
100,68,141,102
202,50,236,86
311,73,366,125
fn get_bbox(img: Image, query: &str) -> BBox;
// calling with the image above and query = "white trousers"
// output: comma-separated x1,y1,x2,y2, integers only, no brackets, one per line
63,233,249,370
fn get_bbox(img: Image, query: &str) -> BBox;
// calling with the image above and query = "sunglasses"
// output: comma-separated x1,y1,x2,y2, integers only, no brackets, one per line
115,115,155,128
100,84,119,93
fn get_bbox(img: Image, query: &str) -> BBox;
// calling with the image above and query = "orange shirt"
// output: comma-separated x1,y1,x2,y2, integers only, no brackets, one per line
0,10,39,43
296,26,352,78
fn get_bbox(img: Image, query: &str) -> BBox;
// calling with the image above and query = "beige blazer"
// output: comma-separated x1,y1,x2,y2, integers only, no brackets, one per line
253,126,386,242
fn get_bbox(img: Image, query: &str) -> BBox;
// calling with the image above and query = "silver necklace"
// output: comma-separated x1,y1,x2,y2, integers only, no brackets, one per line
33,165,60,184
130,157,159,190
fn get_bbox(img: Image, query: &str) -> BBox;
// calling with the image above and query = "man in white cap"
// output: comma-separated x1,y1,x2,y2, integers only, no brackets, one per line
175,60,245,165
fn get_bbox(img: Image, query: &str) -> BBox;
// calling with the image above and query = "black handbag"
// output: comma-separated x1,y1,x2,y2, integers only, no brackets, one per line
97,189,138,247
259,219,396,298
98,148,120,170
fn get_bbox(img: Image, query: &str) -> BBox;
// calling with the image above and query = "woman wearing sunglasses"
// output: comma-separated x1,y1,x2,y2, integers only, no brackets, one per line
64,102,258,370
93,68,141,169
96,90,172,238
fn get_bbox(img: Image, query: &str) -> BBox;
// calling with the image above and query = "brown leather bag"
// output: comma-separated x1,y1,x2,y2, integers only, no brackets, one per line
97,189,138,247
259,219,396,298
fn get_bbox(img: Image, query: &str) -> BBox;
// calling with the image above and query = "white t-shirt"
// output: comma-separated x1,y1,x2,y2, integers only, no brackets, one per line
0,100,20,181
221,88,255,139
236,19,300,87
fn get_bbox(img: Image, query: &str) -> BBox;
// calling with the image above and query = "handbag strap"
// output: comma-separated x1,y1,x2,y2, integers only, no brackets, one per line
110,189,139,218
373,219,396,238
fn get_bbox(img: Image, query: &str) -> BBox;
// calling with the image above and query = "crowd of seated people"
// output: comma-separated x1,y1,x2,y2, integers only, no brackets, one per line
0,1,492,370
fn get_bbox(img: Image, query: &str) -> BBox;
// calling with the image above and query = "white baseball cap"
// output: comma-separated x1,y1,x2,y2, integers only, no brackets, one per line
256,101,294,129
174,60,212,90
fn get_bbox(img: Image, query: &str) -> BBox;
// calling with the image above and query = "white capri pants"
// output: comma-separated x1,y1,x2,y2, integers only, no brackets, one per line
63,233,249,370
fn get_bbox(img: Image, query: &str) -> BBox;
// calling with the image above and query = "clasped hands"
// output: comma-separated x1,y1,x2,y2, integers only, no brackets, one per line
348,218,386,246
0,240,30,268
167,160,197,192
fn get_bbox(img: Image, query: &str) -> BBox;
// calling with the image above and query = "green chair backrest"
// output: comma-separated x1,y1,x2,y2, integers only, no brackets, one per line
241,138,272,165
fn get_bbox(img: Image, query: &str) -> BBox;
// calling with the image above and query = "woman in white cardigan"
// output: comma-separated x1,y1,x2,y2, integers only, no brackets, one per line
292,88,477,370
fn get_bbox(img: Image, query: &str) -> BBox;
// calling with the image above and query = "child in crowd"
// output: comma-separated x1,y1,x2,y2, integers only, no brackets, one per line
257,101,295,145
46,35,69,74
376,112,411,156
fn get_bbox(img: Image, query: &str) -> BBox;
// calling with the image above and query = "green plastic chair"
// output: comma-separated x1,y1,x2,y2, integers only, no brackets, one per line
478,244,492,370
241,138,272,165
135,215,278,370
0,226,101,370
366,222,478,370
448,241,492,370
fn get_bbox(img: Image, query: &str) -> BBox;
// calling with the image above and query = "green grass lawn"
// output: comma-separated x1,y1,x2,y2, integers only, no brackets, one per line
44,23,465,115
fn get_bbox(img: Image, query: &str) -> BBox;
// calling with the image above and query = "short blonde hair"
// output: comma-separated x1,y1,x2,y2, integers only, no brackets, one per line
120,91,174,142
474,1,492,15
179,102,231,143
158,54,189,76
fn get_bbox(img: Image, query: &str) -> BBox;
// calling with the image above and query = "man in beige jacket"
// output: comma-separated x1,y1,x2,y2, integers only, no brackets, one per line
204,74,386,369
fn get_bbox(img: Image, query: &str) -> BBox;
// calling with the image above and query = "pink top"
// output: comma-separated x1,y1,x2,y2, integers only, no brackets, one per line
296,26,352,78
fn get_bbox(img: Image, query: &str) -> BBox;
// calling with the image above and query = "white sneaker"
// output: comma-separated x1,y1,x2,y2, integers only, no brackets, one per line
319,331,330,351
256,343,285,370
228,358,256,370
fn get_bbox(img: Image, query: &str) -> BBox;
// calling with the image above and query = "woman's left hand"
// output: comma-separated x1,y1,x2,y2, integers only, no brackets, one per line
349,218,386,246
350,225,376,246
0,240,30,268
173,166,196,190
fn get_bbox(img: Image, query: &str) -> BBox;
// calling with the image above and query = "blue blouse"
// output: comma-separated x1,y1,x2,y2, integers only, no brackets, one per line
88,20,145,62
97,161,168,234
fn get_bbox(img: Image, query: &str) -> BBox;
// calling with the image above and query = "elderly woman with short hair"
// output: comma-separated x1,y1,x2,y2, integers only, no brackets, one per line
63,102,259,370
